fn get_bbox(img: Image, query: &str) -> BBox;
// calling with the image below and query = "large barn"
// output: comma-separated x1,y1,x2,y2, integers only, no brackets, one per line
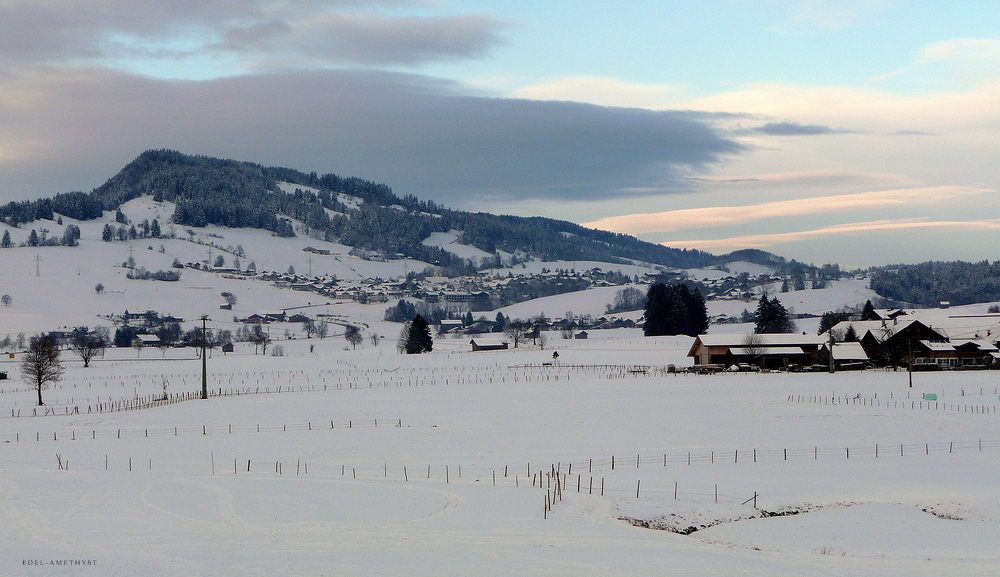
687,333,825,369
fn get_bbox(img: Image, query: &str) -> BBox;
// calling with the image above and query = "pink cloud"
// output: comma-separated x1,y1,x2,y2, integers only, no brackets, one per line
664,218,1000,251
582,186,990,235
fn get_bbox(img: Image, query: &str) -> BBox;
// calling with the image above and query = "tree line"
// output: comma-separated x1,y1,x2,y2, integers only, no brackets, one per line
868,260,1000,306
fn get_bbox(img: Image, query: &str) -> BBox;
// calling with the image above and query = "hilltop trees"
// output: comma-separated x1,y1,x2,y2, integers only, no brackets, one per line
21,334,63,406
606,286,646,313
754,294,796,334
643,283,708,337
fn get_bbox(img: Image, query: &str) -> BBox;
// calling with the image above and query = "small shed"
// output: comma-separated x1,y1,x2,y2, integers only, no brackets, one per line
470,338,509,352
574,331,589,340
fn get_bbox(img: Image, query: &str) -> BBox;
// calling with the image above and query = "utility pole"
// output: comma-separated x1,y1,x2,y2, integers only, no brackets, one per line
828,330,836,374
201,315,209,399
907,337,913,388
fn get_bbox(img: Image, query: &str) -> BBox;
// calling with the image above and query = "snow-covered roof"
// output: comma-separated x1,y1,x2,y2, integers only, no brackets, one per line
728,346,813,356
826,342,869,361
697,333,825,347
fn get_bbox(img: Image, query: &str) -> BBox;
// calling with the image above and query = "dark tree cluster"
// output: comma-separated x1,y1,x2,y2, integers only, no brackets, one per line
126,268,182,281
643,282,708,337
753,294,796,334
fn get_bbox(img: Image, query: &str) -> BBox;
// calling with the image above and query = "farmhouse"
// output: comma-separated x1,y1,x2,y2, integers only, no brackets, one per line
438,319,464,334
910,340,997,369
132,334,163,348
688,333,825,369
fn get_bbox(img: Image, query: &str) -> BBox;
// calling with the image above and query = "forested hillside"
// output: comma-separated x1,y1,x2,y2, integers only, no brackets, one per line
0,149,722,272
868,261,1000,306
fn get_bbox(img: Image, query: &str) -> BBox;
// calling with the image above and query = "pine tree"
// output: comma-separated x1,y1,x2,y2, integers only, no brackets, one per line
684,286,709,336
494,312,507,333
844,325,859,342
1,230,11,248
643,283,670,336
861,300,877,321
817,312,841,335
102,224,113,242
405,314,433,354
755,294,795,334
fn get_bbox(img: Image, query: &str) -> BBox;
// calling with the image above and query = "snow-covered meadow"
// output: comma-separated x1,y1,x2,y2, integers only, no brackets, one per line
1,331,999,576
1,205,999,575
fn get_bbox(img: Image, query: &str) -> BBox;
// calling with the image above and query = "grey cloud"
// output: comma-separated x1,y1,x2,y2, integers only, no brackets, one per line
216,13,510,66
0,1,497,67
0,68,744,206
751,122,842,135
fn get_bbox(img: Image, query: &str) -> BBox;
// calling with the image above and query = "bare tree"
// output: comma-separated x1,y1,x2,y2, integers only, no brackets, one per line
344,325,363,350
71,329,106,368
538,332,548,350
741,333,767,368
250,325,271,355
301,318,317,338
21,335,63,406
0,294,10,307
396,322,411,354
315,321,328,339
370,332,380,347
224,292,237,307
504,319,531,348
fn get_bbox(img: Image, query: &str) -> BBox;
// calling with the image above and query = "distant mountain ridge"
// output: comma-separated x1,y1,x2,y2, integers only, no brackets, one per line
0,149,786,273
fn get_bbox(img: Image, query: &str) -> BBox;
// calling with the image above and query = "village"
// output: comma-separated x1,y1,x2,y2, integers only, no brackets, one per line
85,249,1000,374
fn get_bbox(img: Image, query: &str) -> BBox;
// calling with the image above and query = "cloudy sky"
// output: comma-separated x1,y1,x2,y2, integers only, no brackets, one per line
1,0,999,267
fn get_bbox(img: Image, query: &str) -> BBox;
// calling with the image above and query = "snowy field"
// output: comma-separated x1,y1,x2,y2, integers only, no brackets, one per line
2,206,1000,575
1,332,999,576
